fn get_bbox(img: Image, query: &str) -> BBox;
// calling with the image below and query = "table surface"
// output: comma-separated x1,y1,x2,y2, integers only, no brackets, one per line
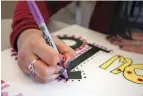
1,25,143,96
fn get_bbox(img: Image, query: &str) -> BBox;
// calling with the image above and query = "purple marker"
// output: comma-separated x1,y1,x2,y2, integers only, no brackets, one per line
27,0,68,80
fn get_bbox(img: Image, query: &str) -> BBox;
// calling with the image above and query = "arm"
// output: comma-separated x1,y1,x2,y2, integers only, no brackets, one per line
10,1,75,83
10,1,71,51
107,32,143,54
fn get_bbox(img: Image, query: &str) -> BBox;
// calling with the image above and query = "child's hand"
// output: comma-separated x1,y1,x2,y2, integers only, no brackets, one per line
17,29,76,83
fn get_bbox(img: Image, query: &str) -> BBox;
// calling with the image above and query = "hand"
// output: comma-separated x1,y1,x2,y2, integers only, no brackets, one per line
17,29,76,83
106,32,143,54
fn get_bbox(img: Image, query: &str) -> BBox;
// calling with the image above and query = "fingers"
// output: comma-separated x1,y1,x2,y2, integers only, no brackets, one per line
106,35,143,54
33,74,46,83
18,52,62,83
29,36,76,67
131,32,143,40
59,53,71,68
54,37,76,59
18,33,76,83
120,45,143,54
33,60,61,81
54,37,76,68
32,68,59,83
63,53,72,68
106,32,143,41
110,39,136,46
29,38,60,67
106,36,139,46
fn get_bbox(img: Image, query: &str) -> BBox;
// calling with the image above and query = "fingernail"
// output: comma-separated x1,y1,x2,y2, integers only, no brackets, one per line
61,57,65,63
59,69,64,75
66,61,70,68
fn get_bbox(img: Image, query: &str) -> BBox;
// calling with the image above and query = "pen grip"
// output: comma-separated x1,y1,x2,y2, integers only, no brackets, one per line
44,35,54,47
38,23,59,52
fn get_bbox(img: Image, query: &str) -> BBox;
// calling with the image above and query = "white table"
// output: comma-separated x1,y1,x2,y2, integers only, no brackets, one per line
1,25,143,96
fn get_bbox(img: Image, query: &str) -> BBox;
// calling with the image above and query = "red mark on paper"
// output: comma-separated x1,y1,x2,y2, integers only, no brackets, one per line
126,71,132,74
1,80,5,84
117,68,122,72
137,78,143,82
117,55,121,58
1,92,8,96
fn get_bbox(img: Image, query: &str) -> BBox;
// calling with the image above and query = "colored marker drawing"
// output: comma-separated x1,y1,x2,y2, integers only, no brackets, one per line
100,55,143,84
10,35,143,84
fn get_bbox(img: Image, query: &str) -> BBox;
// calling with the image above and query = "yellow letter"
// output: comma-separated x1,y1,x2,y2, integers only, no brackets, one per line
111,58,132,74
100,55,124,69
123,64,143,84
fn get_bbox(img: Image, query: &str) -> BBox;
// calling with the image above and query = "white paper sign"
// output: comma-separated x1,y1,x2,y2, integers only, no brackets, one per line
1,25,143,96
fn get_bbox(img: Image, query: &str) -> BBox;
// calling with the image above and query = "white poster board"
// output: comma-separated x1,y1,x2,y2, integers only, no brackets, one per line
1,25,143,96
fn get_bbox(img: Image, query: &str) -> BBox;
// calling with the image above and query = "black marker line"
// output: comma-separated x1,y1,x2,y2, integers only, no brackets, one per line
67,44,110,79
59,36,111,79
59,36,83,49
67,71,81,79
68,44,110,70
